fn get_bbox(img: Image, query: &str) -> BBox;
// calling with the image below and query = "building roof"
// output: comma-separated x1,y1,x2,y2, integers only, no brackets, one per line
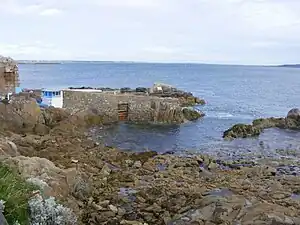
41,89,62,92
62,89,103,93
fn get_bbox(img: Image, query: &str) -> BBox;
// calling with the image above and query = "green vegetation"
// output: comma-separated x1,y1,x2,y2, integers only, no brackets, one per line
0,164,36,225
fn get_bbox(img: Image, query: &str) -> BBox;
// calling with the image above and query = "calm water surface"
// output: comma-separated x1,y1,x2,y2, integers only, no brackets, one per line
19,62,300,160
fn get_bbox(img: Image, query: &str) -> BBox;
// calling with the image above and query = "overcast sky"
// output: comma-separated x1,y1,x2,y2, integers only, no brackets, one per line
0,0,300,65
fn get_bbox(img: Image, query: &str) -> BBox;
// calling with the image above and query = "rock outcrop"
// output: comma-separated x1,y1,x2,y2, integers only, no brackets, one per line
182,107,205,121
285,108,300,129
223,124,262,139
223,108,300,139
0,137,19,156
0,56,19,95
0,95,42,133
1,155,82,199
149,82,206,107
0,56,18,74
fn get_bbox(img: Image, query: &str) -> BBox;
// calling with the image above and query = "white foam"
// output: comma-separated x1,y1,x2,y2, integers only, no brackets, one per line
206,112,258,121
206,112,234,119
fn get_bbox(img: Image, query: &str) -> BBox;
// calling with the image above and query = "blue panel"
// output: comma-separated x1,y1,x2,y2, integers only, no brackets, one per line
15,87,22,94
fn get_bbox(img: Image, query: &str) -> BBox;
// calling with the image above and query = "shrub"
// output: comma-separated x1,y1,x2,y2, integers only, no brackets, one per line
0,164,77,225
0,164,36,224
28,196,77,225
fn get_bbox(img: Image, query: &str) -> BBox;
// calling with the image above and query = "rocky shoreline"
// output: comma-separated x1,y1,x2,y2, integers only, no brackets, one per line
0,95,298,224
0,56,300,224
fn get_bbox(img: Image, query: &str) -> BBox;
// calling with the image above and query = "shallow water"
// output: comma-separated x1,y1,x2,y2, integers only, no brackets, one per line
90,124,300,162
19,63,300,160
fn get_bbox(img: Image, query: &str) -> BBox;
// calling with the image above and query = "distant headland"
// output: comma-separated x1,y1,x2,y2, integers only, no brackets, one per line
17,60,62,64
277,64,300,68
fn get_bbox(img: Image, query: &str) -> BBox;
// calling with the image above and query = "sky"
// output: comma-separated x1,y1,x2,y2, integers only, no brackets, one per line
0,0,300,65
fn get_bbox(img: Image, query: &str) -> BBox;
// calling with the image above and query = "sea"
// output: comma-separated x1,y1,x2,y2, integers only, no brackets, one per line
18,62,300,161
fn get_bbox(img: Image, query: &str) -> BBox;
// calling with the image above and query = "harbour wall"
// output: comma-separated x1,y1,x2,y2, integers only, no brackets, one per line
62,90,186,124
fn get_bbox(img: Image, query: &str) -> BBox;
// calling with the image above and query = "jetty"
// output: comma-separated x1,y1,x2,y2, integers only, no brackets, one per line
16,83,205,124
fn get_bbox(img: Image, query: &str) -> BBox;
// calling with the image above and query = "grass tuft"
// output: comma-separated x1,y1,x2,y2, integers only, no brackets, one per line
0,164,36,225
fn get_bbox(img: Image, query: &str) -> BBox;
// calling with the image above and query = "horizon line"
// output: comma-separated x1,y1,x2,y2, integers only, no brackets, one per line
16,59,294,67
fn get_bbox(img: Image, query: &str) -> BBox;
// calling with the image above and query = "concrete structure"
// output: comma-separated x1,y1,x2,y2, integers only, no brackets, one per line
62,89,186,123
16,86,203,123
41,89,63,108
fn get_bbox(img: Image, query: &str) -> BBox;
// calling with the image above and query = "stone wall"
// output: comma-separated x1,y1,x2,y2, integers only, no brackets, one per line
63,90,186,124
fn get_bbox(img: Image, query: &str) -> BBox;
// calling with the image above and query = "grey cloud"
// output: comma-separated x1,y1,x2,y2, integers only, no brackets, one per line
0,0,300,64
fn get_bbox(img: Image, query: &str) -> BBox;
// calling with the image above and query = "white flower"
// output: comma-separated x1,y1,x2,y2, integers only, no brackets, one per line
0,199,6,212
28,196,77,225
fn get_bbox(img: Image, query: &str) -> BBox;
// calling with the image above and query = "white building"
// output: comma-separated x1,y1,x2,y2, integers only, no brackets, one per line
41,89,63,108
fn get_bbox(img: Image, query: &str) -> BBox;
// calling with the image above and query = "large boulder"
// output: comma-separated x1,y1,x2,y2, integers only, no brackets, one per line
150,82,175,94
0,95,42,133
0,138,19,156
1,156,83,199
40,107,70,127
287,108,300,119
286,108,300,129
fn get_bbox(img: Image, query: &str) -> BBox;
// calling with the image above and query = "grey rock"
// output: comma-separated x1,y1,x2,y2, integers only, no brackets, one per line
0,211,8,225
287,108,300,119
133,161,142,169
109,204,118,213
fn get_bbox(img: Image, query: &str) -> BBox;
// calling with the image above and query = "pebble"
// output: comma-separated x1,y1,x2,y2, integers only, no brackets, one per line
109,204,118,213
125,159,134,167
91,202,103,211
99,200,110,207
118,207,126,216
133,161,142,169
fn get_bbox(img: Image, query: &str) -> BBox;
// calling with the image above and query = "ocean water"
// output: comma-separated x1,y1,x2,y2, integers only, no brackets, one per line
18,62,300,159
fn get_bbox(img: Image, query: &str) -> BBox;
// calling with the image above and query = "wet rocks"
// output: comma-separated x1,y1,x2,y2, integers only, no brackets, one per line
179,96,206,107
223,124,262,139
223,109,300,140
182,107,205,121
252,117,285,129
